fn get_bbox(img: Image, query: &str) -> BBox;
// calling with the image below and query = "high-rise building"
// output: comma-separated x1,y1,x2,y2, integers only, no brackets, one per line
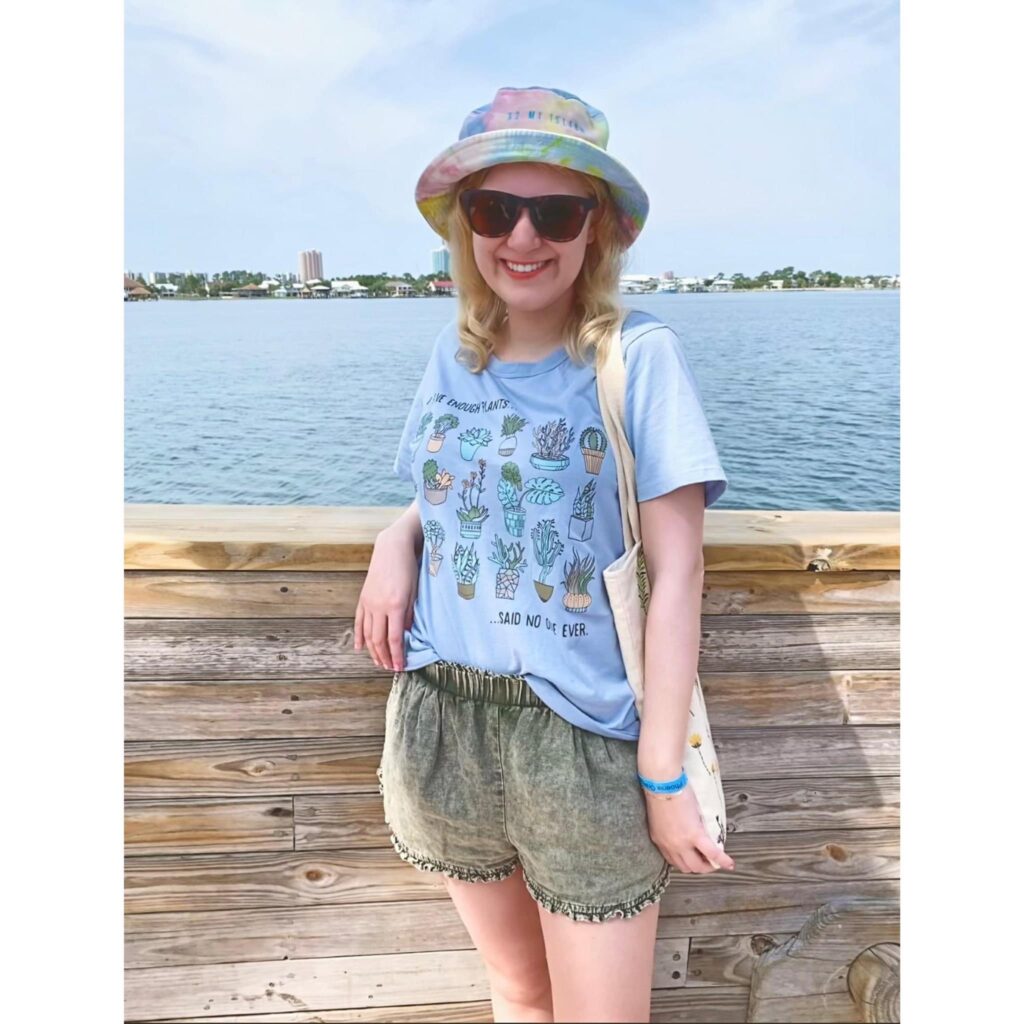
431,243,451,276
298,250,323,283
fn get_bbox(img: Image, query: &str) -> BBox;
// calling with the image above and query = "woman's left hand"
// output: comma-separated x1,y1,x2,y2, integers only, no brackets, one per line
643,786,736,874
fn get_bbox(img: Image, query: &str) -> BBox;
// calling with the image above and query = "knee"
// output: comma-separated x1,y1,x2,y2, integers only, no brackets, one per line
486,958,552,1008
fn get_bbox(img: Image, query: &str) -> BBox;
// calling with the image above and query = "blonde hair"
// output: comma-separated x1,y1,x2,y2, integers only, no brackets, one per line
444,164,629,375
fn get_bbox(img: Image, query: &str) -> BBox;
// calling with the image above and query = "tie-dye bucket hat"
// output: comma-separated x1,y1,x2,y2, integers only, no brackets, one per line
415,86,649,248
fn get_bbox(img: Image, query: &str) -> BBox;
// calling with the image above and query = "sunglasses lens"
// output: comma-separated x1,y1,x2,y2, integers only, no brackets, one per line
466,191,517,236
534,196,589,242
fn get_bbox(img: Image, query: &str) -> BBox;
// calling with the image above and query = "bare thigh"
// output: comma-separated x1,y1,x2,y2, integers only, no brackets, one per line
444,864,551,1001
539,899,661,1023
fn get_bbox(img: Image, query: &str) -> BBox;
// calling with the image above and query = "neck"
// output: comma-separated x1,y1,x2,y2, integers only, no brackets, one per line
496,289,575,360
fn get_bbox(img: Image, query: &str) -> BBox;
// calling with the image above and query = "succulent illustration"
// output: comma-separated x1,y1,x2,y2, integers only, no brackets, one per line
523,476,564,505
489,536,528,599
562,548,597,613
423,519,445,554
532,418,575,460
571,479,597,520
531,518,564,584
452,542,480,585
456,458,490,529
500,413,528,440
422,459,455,491
459,425,492,447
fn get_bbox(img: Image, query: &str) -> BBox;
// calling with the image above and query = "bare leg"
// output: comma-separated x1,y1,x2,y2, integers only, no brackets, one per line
443,864,554,1023
538,898,661,1023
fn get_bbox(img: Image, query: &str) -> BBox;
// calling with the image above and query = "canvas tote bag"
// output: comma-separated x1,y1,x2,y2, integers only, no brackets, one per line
593,311,728,849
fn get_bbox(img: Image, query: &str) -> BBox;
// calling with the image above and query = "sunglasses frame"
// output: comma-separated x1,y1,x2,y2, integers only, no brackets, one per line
459,188,599,242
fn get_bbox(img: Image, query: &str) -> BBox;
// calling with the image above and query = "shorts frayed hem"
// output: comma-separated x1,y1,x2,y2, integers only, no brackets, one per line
387,831,521,883
522,860,672,922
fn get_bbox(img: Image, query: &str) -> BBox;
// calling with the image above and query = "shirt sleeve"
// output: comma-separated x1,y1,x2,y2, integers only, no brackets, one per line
623,323,728,507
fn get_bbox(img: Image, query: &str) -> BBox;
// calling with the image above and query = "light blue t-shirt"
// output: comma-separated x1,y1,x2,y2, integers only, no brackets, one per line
393,307,727,741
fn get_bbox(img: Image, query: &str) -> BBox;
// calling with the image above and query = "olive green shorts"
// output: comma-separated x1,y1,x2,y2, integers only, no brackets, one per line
376,658,671,923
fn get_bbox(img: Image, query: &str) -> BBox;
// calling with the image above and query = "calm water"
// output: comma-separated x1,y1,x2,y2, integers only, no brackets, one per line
125,291,899,510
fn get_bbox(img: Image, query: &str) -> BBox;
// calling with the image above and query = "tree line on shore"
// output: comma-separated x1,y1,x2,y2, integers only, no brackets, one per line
125,265,897,297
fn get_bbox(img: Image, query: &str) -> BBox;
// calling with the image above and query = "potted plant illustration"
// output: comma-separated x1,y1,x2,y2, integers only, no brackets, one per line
426,413,459,453
489,536,528,600
423,519,445,576
523,476,564,506
422,459,455,505
456,458,490,538
453,541,480,600
531,518,564,602
562,548,596,613
413,412,434,454
579,426,608,474
459,425,492,461
497,462,527,536
568,479,597,541
498,412,528,456
529,418,575,471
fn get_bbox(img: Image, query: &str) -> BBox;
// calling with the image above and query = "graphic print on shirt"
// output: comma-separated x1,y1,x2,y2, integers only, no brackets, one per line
498,413,528,455
409,387,611,637
530,517,564,602
457,458,490,538
423,520,445,576
530,417,574,471
425,412,460,453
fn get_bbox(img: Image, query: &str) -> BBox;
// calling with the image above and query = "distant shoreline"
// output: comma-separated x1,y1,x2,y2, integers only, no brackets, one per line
130,285,897,302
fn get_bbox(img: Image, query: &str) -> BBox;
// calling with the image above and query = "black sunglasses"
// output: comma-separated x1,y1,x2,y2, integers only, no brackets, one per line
459,188,598,243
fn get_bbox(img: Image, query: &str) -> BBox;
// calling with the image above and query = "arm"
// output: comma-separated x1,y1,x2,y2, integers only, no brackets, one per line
385,498,424,559
635,482,705,779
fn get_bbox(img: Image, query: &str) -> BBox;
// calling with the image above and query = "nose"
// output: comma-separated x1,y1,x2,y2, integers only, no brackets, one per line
506,203,543,251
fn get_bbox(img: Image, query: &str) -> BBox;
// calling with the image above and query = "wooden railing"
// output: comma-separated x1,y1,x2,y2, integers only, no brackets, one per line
124,505,900,1023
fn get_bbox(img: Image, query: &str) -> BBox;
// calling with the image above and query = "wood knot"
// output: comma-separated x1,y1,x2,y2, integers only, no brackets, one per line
807,557,831,571
825,843,849,861
305,869,324,882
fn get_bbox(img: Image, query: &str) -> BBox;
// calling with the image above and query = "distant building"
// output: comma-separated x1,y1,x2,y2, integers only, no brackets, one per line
620,273,657,294
768,279,785,289
234,283,268,298
431,243,451,276
331,279,370,297
298,250,323,283
124,275,154,301
386,279,415,297
709,279,734,292
677,277,705,293
428,279,455,296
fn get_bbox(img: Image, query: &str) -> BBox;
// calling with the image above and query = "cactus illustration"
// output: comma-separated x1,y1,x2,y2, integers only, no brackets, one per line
579,425,608,474
523,476,564,506
497,462,527,536
422,459,455,505
453,541,480,599
423,519,445,576
426,413,459,453
568,479,597,541
489,536,528,599
530,417,575,471
458,425,492,461
562,548,596,613
531,518,564,602
456,458,490,538
498,412,528,456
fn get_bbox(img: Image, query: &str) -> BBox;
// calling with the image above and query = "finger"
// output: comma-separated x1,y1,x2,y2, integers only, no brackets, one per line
388,607,406,673
370,612,392,671
680,845,714,874
695,835,731,871
363,610,381,668
353,600,364,651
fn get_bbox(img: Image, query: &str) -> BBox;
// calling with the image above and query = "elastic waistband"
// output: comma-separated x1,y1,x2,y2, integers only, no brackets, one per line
407,659,547,709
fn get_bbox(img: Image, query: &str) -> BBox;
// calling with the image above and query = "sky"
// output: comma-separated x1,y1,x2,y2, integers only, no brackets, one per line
124,0,899,280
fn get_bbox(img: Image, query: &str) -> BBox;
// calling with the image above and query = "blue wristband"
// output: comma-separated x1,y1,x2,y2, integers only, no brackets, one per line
637,769,688,794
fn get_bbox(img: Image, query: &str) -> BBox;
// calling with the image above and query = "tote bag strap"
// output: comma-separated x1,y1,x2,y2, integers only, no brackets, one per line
594,310,642,550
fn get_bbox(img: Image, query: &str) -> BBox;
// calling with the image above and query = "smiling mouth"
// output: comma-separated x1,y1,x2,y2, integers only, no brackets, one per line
501,259,553,276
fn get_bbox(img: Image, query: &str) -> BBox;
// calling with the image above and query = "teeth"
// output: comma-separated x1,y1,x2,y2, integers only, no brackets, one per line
505,260,548,273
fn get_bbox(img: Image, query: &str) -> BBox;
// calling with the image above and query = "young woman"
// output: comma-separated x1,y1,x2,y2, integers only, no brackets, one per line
354,86,735,1023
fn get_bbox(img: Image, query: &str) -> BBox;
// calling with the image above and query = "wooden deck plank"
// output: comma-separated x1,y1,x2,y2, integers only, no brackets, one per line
124,670,899,740
124,726,899,798
124,827,898,914
124,614,900,680
124,569,899,618
126,798,294,855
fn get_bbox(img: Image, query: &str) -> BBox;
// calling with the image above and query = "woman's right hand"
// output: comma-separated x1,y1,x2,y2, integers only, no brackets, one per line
353,522,420,673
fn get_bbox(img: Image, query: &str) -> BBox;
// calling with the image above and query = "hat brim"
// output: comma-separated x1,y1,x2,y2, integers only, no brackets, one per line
415,128,649,248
